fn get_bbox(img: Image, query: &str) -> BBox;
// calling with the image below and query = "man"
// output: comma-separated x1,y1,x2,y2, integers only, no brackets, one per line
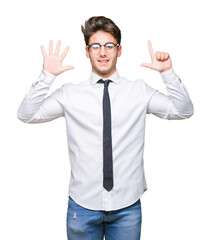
17,16,193,240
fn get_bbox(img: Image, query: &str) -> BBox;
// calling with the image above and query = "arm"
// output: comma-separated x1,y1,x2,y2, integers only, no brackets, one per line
141,41,193,119
17,40,74,123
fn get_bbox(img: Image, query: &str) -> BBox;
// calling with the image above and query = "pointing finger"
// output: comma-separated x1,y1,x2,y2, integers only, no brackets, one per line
148,40,156,61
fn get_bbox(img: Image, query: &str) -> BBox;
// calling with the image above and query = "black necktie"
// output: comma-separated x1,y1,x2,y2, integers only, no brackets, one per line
97,79,113,191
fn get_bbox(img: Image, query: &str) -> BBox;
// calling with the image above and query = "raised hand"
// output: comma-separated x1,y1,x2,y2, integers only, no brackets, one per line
40,40,74,76
141,40,172,73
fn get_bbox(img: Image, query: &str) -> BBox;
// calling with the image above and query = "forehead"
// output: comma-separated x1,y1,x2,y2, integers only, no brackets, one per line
89,30,116,44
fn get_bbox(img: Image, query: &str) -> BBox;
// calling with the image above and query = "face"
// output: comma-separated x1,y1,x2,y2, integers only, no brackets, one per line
86,30,122,78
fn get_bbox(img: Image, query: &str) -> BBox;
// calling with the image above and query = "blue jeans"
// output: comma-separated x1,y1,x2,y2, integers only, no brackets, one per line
66,196,142,240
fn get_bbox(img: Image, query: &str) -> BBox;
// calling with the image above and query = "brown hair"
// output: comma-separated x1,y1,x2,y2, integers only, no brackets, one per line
81,16,121,46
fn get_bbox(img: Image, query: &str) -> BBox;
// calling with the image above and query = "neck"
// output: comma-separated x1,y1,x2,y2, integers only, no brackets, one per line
92,70,117,79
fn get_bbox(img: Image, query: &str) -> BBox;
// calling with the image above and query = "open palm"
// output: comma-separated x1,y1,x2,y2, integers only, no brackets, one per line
141,41,172,73
40,40,74,76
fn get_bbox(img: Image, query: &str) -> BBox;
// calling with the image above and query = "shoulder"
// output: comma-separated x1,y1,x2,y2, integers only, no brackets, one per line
120,76,156,98
120,76,149,88
62,78,90,88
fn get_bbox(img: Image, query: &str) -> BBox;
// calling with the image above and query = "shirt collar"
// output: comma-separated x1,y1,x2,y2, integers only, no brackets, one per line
90,70,121,86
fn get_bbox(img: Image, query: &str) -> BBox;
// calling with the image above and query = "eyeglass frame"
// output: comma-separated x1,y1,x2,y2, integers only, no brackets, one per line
86,42,120,52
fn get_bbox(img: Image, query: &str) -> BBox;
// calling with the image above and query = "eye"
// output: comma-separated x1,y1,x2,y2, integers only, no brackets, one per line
105,43,114,49
91,44,100,49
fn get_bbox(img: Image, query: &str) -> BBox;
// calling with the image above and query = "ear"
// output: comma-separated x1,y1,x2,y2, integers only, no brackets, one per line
86,46,90,58
117,45,122,57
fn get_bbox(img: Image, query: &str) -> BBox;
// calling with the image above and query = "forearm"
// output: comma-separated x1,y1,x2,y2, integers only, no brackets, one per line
148,68,194,120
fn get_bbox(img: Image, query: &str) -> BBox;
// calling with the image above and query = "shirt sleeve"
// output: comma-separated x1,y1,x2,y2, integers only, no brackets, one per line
17,69,64,123
146,68,194,120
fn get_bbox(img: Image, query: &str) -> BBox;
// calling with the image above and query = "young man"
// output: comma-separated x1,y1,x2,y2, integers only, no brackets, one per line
17,16,193,240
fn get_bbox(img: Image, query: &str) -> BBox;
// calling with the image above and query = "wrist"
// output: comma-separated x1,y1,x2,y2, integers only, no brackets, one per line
34,69,57,86
160,68,180,84
42,69,56,77
160,67,172,73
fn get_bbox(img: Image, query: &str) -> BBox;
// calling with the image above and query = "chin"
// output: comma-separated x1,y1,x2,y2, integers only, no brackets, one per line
95,67,115,77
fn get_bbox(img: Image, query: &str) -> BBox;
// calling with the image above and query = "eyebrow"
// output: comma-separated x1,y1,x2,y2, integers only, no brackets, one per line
88,42,117,46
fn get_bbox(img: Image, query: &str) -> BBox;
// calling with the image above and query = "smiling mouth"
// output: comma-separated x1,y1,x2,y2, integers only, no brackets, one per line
98,60,109,63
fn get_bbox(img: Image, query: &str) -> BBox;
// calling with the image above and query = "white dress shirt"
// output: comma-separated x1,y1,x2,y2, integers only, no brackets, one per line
17,68,193,211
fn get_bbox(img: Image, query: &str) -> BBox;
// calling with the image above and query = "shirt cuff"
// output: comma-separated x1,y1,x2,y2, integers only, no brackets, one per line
34,69,56,86
160,68,181,83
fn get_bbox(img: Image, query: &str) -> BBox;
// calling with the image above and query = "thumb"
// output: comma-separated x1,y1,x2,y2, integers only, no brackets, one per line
62,65,75,72
140,63,153,69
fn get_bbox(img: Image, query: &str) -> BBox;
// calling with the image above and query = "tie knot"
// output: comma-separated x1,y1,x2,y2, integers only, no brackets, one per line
97,79,111,87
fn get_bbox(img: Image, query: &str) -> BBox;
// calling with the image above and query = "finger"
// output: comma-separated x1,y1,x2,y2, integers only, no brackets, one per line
62,65,75,72
147,40,156,61
164,52,169,60
60,46,70,60
40,45,47,57
54,40,61,55
49,40,53,55
160,52,165,61
141,63,153,69
156,51,161,61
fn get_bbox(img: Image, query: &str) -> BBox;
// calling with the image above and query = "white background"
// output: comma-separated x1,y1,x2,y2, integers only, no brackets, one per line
0,0,210,239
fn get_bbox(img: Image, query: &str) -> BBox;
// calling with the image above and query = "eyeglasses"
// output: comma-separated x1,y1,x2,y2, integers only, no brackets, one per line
87,42,119,53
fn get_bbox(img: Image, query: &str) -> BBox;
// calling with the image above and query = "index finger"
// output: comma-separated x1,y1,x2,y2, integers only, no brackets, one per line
147,40,156,61
60,46,70,60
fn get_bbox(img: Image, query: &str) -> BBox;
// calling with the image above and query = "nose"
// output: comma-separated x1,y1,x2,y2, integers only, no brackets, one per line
99,45,106,56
